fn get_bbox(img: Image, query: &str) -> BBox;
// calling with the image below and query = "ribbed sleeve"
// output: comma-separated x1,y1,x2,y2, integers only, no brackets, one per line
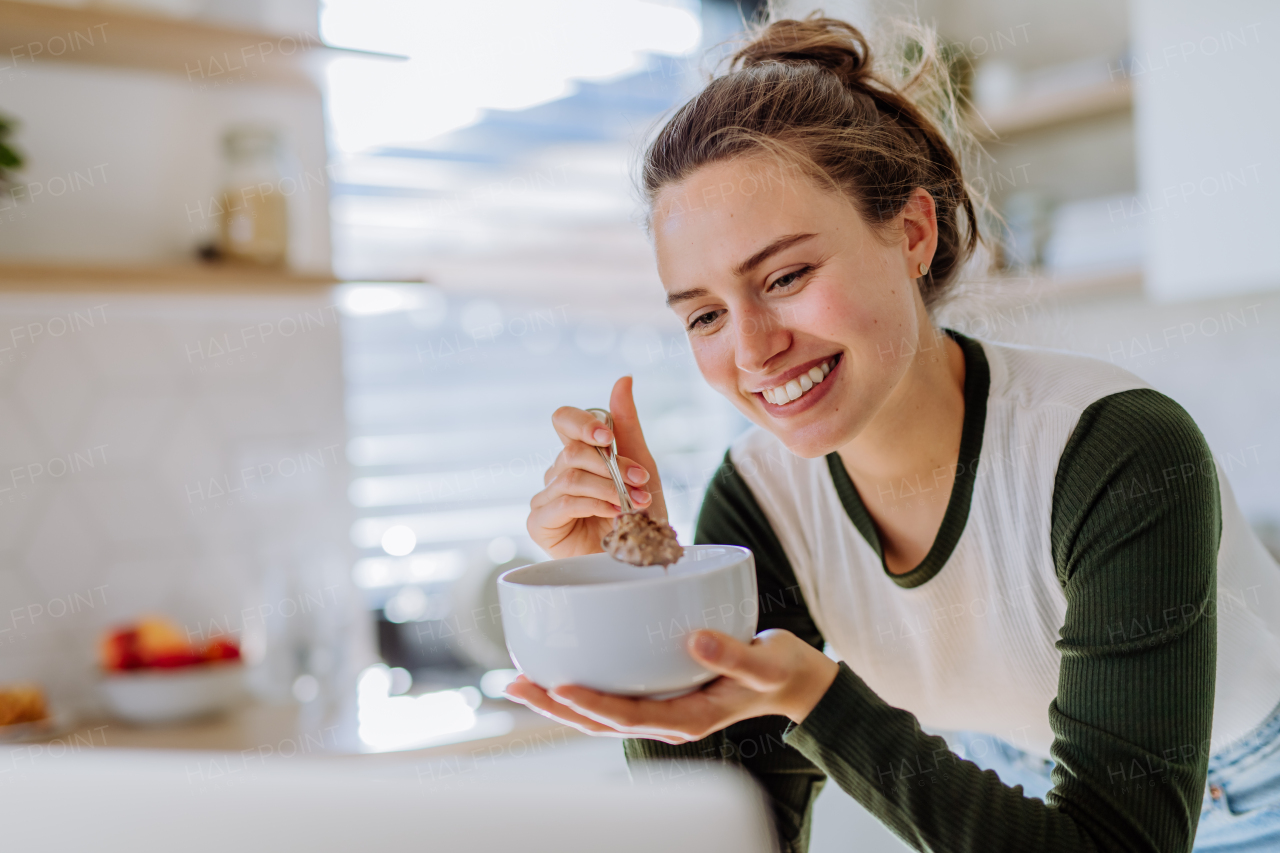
623,451,829,853
780,389,1221,852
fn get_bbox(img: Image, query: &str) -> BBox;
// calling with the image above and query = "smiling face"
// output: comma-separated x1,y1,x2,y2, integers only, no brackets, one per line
653,157,937,458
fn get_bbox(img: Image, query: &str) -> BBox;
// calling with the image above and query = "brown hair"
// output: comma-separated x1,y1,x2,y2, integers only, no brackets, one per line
642,14,980,306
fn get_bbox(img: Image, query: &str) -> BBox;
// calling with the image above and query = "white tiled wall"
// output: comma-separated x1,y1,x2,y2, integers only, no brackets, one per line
0,287,374,741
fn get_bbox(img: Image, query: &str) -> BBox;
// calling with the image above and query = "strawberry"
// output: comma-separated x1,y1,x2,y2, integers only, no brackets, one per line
99,628,143,671
203,638,242,662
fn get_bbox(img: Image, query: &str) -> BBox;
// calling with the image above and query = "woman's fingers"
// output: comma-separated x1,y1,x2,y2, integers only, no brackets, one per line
686,629,817,705
531,467,650,512
505,678,619,734
504,677,686,744
609,378,658,470
532,468,621,510
531,382,662,558
552,406,614,449
609,377,666,519
543,632,815,737
686,630,788,691
547,388,658,484
543,443,652,489
545,385,658,503
528,495,621,534
548,684,712,740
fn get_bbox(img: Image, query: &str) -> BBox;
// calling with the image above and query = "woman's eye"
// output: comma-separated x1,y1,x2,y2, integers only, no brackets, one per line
688,309,724,330
768,266,811,291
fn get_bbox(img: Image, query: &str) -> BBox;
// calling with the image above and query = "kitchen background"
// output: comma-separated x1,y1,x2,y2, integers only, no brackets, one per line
0,0,1276,850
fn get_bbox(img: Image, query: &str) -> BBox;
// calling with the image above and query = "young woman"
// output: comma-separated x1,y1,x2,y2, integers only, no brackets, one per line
510,16,1280,853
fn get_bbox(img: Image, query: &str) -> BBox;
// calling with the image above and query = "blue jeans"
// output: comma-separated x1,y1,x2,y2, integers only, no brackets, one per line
946,702,1280,851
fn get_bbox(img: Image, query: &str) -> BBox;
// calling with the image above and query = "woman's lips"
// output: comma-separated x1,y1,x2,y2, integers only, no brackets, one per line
756,353,841,418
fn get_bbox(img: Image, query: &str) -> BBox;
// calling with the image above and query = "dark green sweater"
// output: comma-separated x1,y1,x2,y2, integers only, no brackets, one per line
624,334,1220,853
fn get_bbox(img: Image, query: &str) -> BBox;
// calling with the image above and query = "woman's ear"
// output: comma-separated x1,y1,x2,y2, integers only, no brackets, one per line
901,187,939,277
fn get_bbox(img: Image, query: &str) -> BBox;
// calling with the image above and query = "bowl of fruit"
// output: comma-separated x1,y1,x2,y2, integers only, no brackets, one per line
99,616,246,725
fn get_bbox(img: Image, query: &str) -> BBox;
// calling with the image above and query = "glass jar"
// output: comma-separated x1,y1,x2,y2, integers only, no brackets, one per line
218,126,289,267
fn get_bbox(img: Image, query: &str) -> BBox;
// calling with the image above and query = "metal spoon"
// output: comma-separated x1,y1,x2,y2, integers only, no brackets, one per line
585,408,634,514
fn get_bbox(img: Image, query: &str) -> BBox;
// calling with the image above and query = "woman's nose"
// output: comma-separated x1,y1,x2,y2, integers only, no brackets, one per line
733,306,791,374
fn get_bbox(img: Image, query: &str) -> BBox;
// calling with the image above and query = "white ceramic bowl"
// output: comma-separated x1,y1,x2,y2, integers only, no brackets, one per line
100,663,246,725
498,545,757,699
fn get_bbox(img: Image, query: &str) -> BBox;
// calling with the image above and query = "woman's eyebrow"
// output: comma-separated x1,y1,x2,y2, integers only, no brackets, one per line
665,287,708,308
665,232,817,308
732,233,816,277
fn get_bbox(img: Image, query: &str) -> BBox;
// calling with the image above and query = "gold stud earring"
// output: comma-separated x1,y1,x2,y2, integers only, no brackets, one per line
918,263,930,276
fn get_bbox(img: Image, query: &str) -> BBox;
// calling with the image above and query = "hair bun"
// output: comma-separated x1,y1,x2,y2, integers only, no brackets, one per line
732,15,872,89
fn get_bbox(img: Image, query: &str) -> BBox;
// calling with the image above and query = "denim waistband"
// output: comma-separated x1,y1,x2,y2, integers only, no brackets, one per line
1209,697,1280,773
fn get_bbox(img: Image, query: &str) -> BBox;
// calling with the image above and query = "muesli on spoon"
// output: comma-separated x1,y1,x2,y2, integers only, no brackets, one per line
602,510,684,567
585,408,684,568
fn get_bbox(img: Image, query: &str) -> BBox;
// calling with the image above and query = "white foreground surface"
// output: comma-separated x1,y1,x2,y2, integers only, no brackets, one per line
4,746,779,853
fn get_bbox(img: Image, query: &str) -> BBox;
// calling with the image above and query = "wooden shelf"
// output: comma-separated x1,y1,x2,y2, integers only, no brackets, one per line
971,266,1143,300
0,260,339,293
0,0,402,88
970,78,1133,140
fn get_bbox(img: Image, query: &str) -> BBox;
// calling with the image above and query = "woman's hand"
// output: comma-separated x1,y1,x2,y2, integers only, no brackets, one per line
502,629,840,745
528,376,667,559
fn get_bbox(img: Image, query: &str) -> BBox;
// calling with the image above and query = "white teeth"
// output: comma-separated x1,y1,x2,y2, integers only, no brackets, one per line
762,358,836,406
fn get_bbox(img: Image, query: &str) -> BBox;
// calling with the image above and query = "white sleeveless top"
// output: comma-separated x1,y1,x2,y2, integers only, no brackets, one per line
730,337,1280,759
